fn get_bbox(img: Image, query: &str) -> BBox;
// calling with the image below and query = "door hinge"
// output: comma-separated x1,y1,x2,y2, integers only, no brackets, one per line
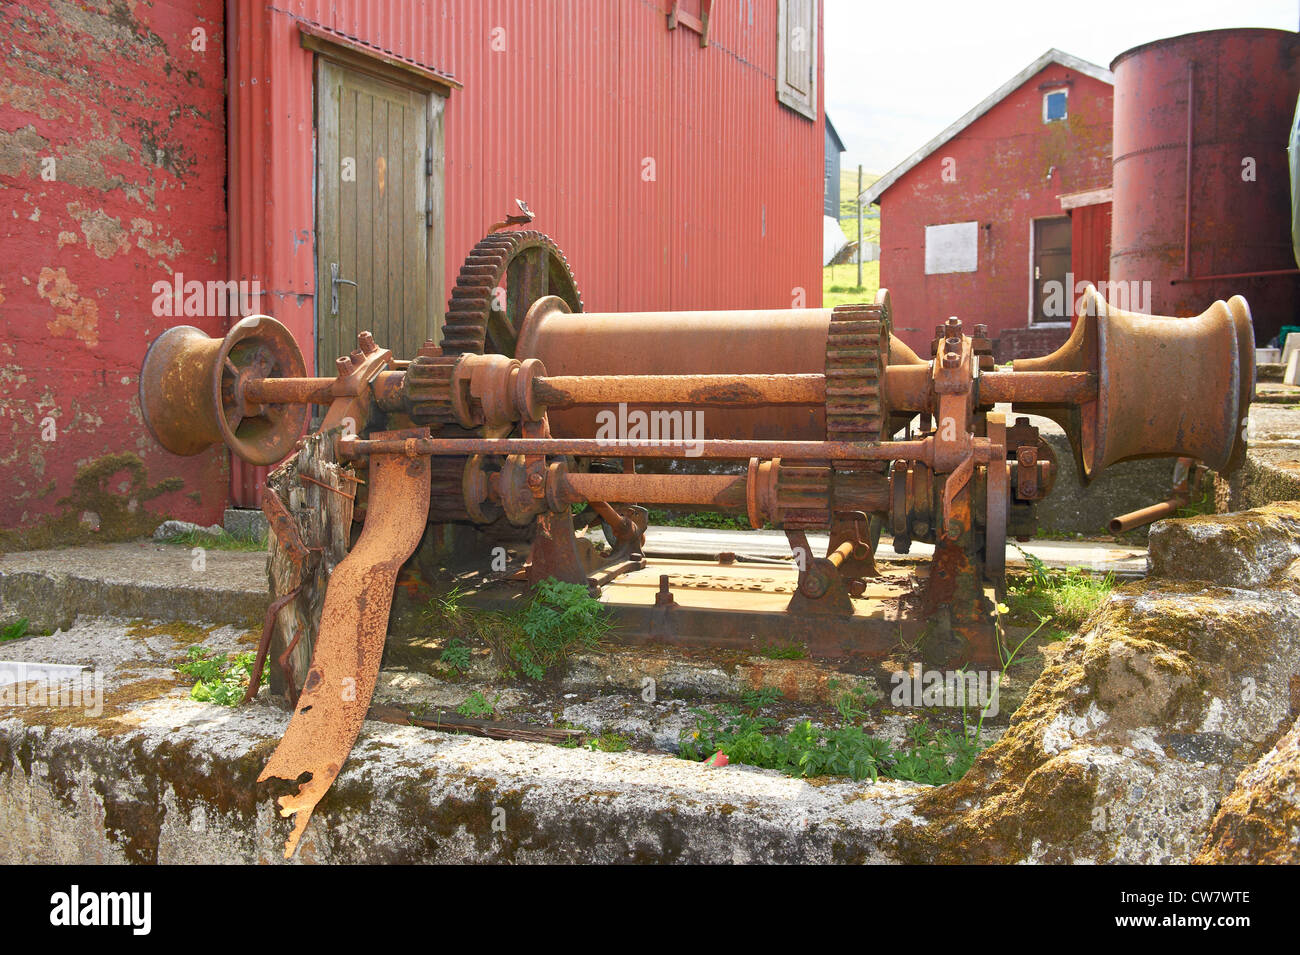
426,197,433,228
425,146,433,177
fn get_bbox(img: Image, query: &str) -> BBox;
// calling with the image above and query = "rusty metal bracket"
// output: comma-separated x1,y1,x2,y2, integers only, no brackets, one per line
257,439,431,858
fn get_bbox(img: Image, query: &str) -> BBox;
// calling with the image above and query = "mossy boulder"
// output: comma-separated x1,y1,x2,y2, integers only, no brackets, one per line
1147,501,1300,588
893,502,1300,863
1197,715,1300,864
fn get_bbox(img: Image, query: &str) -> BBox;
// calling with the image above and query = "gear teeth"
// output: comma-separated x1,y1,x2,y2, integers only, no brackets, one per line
825,303,890,473
442,230,584,358
404,353,459,426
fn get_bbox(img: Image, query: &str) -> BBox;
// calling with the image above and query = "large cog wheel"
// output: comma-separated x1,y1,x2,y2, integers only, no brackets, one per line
442,230,584,358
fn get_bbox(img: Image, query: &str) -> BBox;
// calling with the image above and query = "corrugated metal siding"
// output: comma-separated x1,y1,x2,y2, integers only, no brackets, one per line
227,0,824,503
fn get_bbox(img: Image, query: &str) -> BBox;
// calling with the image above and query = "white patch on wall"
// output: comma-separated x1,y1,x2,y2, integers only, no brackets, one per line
924,221,978,274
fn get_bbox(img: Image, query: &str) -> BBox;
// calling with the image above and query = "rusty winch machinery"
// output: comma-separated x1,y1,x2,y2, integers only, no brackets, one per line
138,231,1254,854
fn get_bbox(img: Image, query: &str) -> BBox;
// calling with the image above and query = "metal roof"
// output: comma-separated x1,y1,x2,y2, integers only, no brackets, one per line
825,113,846,153
860,48,1113,206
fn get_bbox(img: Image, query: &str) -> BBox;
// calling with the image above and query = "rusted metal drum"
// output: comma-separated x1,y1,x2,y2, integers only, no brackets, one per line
516,299,831,440
1110,29,1300,344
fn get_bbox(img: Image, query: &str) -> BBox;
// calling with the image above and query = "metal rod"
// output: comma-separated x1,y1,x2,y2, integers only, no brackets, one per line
341,435,932,462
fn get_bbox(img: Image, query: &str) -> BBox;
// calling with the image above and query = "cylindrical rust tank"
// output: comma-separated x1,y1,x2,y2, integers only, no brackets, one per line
516,303,831,440
1110,28,1300,344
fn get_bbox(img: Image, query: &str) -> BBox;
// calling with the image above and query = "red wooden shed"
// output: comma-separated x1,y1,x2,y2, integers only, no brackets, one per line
861,49,1114,361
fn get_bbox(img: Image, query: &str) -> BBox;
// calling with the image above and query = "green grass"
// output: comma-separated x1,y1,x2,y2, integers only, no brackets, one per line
439,637,472,673
739,687,783,712
162,527,267,551
757,642,807,660
679,613,1044,786
838,167,881,237
828,678,879,723
507,578,613,680
177,646,268,706
586,732,630,753
1,618,30,642
678,707,980,785
823,165,882,306
1005,549,1114,639
822,263,881,308
424,578,614,682
456,690,500,718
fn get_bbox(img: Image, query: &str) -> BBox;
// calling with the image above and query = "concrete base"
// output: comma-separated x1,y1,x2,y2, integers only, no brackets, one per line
0,542,268,634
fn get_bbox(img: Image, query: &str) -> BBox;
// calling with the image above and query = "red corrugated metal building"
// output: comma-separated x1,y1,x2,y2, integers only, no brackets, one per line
1,0,826,539
862,50,1114,361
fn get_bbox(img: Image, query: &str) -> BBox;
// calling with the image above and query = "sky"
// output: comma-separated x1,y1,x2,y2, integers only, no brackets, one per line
825,0,1299,178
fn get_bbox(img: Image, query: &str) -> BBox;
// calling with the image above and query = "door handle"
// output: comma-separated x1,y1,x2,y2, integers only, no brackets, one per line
330,261,357,315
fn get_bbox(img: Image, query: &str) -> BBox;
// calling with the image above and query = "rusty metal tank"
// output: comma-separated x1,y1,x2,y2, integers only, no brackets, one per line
1109,28,1300,344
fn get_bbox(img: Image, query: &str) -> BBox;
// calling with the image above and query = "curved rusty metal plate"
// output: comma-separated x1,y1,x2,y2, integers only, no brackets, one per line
258,445,430,858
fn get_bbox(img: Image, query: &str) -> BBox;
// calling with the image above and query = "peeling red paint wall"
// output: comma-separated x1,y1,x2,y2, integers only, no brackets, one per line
0,0,231,542
876,65,1113,357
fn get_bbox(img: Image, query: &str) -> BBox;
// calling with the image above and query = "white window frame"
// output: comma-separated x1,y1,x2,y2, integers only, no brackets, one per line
776,0,818,120
924,221,979,275
1042,88,1068,123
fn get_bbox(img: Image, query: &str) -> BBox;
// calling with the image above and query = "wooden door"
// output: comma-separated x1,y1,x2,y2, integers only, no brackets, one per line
316,58,441,372
1032,216,1072,323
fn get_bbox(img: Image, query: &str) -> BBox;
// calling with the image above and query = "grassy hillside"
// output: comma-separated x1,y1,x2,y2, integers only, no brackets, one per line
823,165,882,307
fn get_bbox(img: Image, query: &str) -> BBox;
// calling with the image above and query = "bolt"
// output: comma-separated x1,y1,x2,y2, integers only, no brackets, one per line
357,330,375,353
335,356,353,374
527,472,543,489
350,349,365,365
973,324,988,338
934,324,947,338
945,316,962,331
942,351,960,368
655,575,675,607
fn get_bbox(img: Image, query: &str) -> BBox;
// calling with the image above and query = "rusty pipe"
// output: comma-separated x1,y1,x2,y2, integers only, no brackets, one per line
978,371,1098,406
242,377,337,404
1108,497,1187,534
558,471,747,508
1108,456,1198,533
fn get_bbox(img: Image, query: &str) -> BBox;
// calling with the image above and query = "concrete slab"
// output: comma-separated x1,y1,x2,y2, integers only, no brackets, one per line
0,617,926,863
0,541,268,633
